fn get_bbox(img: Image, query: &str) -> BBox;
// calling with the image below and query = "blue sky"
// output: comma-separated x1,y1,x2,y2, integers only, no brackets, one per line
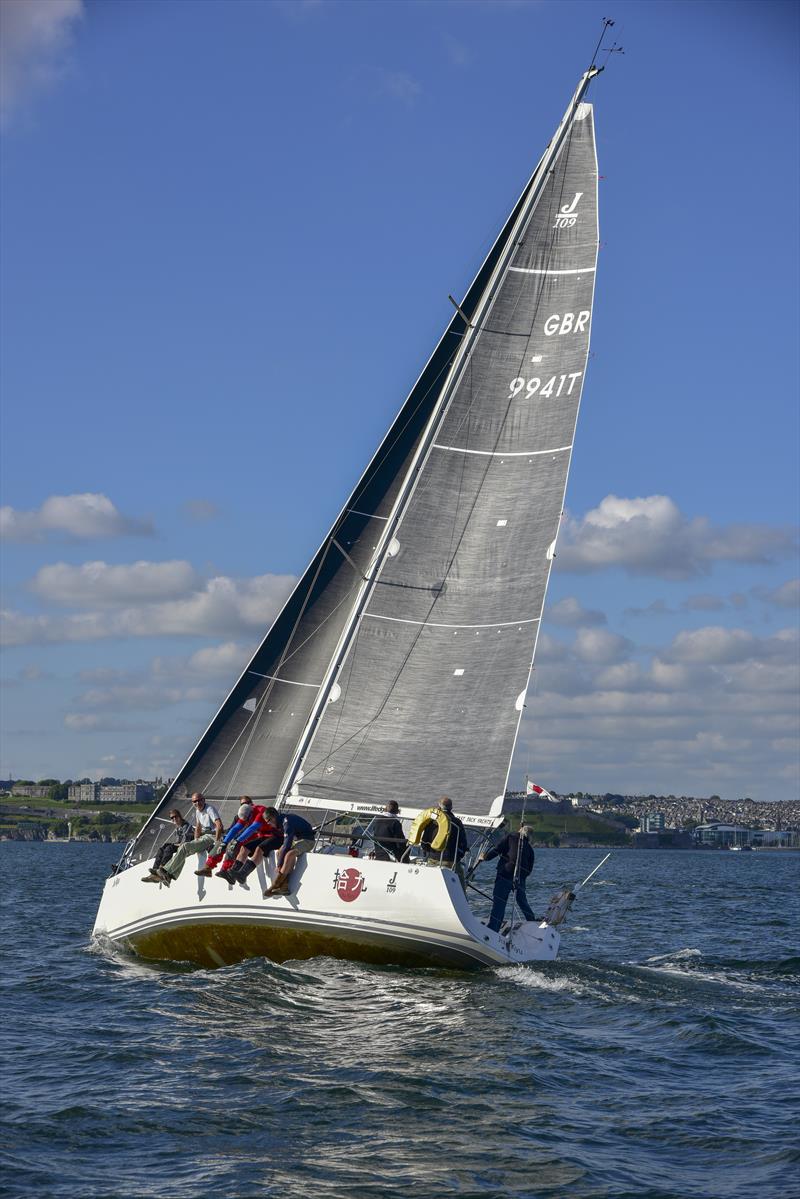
1,0,798,801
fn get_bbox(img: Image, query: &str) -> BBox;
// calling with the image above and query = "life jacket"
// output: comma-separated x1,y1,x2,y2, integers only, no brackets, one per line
408,807,450,853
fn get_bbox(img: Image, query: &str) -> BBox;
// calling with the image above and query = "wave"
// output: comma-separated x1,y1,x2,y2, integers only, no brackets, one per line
634,947,799,995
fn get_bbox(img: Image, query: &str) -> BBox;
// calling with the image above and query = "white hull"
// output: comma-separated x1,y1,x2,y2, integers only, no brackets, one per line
93,852,560,970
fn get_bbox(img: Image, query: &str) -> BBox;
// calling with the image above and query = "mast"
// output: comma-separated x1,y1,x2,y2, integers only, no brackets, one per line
279,68,602,807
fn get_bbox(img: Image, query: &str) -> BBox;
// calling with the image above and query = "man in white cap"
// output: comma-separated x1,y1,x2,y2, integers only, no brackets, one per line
194,798,255,878
156,793,224,886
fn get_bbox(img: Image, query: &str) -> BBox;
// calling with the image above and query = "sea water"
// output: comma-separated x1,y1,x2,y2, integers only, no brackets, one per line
2,844,798,1199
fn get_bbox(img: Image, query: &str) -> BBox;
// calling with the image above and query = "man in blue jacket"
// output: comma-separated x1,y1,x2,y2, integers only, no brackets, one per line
263,808,315,897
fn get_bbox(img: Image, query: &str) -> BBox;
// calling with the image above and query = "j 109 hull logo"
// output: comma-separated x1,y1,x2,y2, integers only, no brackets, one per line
553,192,583,229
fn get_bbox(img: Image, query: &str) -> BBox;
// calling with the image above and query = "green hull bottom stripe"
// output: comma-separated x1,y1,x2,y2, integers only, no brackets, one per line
125,920,486,971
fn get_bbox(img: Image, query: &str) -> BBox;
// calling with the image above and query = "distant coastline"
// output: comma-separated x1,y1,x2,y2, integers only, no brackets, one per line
2,784,798,850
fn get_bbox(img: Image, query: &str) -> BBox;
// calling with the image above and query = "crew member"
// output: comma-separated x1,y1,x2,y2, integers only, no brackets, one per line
195,799,255,877
263,809,316,897
480,825,536,932
222,806,283,887
371,800,406,861
157,793,224,885
421,797,468,888
141,809,193,883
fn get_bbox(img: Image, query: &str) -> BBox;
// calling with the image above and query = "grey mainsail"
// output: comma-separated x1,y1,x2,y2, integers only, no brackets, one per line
130,72,600,862
300,103,599,816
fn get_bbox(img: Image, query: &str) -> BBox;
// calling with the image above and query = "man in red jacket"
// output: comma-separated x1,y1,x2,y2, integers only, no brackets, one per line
221,807,283,887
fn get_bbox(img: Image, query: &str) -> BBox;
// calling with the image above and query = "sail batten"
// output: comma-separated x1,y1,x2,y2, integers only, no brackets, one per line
432,443,573,457
364,613,540,630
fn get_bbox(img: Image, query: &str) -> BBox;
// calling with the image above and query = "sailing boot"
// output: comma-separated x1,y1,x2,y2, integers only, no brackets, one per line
223,862,243,885
263,871,290,898
235,859,257,888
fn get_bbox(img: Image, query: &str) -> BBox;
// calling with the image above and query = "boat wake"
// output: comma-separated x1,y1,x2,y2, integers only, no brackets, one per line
494,963,591,997
86,931,197,976
492,946,799,1011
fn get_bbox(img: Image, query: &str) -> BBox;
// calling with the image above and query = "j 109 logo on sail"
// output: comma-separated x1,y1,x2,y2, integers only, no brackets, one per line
553,192,583,229
333,866,368,903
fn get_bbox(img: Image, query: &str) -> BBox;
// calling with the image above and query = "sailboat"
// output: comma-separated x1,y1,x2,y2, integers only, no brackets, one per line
93,65,603,970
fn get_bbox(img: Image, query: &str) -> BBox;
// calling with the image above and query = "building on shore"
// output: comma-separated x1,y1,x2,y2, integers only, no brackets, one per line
68,782,98,803
694,822,753,847
693,822,799,848
67,781,154,804
644,813,666,833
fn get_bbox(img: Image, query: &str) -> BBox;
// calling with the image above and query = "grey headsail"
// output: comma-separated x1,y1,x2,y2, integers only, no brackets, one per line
129,70,600,863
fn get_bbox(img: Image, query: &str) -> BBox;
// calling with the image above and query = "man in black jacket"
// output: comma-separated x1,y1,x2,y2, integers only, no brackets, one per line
438,797,468,869
141,809,193,883
371,800,406,861
421,796,468,888
480,826,536,931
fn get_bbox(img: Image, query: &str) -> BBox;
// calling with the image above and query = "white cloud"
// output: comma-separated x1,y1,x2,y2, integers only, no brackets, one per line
682,593,727,612
31,560,200,607
546,597,606,627
1,573,295,646
0,0,83,127
77,683,212,713
755,578,800,610
668,626,796,666
64,713,150,733
64,642,253,721
625,599,672,618
573,628,632,665
593,662,645,692
371,68,422,106
181,641,250,677
181,499,220,524
627,592,753,617
81,641,252,709
531,633,568,662
0,664,50,687
518,622,799,800
1,494,153,542
557,494,797,579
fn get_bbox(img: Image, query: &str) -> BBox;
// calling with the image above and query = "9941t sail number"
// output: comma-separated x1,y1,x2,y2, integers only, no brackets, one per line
508,371,582,400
